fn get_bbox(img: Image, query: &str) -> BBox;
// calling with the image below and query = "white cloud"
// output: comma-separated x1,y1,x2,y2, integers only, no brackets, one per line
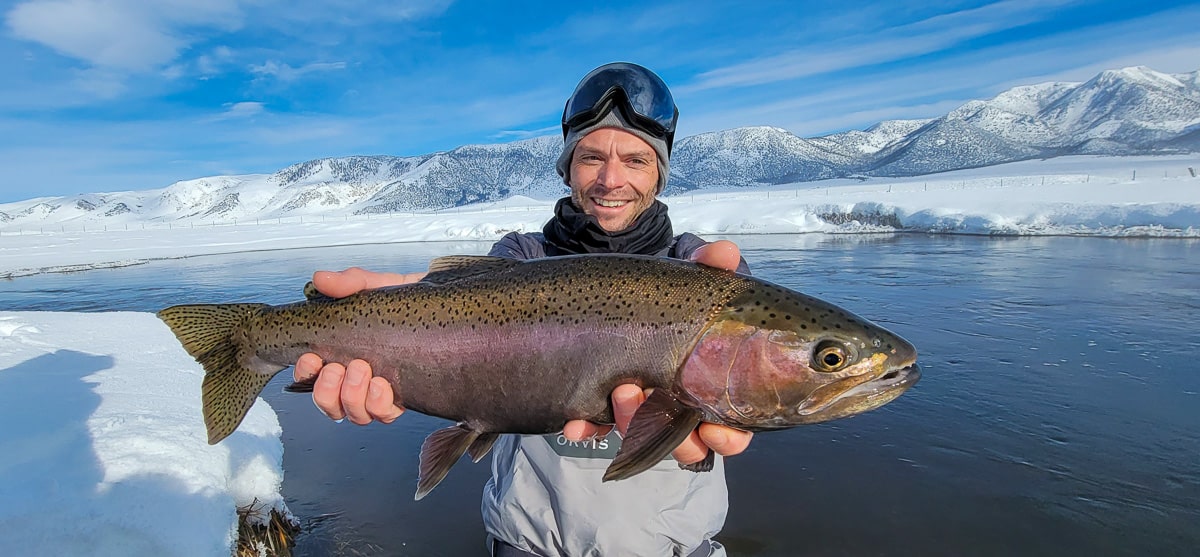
71,67,128,99
246,0,453,28
193,46,235,77
219,101,264,119
682,0,1078,92
1007,45,1200,87
249,60,348,82
493,125,560,141
190,101,266,124
5,0,242,71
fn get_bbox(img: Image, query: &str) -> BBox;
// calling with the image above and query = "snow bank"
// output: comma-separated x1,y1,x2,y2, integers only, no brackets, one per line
0,312,285,556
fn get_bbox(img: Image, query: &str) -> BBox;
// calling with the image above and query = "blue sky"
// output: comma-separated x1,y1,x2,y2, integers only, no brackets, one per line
2,0,1199,203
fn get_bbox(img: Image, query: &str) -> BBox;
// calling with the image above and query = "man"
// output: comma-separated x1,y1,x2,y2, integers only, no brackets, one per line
295,63,754,556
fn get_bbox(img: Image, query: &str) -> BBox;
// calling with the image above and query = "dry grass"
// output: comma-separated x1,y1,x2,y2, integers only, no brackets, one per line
235,499,301,557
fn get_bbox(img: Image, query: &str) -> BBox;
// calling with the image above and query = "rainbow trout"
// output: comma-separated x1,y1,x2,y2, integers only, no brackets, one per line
158,254,919,499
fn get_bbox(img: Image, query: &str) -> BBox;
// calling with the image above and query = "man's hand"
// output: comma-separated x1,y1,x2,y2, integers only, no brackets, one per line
294,267,425,425
561,240,755,465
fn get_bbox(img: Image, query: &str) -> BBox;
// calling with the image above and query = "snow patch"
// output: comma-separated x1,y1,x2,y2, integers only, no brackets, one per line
0,312,287,556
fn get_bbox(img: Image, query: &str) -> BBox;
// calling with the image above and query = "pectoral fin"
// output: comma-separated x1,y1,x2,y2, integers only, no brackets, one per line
283,378,316,393
416,424,479,500
603,389,703,482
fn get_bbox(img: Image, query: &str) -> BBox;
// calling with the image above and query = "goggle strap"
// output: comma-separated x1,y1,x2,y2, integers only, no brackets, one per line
563,87,675,151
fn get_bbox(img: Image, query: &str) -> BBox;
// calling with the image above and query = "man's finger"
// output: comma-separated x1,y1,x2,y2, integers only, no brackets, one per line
563,420,610,442
340,359,374,425
294,352,323,382
690,240,741,272
366,376,405,424
312,362,347,421
671,430,710,465
611,384,646,437
697,423,753,457
312,267,426,298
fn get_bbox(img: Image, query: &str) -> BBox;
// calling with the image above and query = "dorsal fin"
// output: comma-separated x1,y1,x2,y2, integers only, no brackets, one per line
422,255,519,284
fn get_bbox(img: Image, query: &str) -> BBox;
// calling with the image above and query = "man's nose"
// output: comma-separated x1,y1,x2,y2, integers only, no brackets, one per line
597,160,625,187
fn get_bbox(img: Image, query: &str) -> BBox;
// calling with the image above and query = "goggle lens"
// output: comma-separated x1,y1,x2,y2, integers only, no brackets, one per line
561,63,678,148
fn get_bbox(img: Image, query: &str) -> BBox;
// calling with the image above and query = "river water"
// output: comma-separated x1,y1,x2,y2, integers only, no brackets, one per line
1,234,1196,556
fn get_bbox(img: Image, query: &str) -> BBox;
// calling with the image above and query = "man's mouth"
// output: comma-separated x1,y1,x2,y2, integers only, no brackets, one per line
592,198,630,208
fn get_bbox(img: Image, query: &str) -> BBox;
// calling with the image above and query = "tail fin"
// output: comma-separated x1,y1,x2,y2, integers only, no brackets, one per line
158,304,282,444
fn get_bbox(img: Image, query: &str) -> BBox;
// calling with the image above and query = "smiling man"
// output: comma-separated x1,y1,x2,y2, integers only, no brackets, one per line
295,63,754,556
568,127,658,232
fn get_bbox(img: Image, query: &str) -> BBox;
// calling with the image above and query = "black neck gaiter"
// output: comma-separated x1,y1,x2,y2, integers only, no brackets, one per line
542,197,674,255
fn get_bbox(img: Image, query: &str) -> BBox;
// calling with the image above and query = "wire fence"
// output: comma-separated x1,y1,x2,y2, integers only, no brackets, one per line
2,166,1196,236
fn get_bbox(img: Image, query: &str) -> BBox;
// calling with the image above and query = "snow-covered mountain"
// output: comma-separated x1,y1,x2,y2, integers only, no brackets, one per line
2,65,1197,228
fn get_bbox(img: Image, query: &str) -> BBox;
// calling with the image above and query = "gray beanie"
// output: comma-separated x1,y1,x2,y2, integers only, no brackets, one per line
555,108,670,194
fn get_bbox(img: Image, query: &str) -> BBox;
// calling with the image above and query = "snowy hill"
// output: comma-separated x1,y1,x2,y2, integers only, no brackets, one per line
1,65,1197,229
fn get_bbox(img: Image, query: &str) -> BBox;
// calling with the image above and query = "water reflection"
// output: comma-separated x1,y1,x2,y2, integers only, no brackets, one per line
1,234,1197,556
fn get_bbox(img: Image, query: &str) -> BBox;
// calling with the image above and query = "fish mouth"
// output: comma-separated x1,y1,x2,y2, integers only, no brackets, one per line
793,363,921,424
842,363,921,400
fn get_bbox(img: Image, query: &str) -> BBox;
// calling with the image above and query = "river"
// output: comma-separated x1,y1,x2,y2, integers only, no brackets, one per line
1,234,1196,556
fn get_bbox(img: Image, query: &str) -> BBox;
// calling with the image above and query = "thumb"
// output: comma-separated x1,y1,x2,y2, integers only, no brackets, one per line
312,268,369,298
690,240,741,272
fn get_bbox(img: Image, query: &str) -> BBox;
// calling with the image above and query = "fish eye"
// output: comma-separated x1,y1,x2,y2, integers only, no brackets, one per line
813,340,857,372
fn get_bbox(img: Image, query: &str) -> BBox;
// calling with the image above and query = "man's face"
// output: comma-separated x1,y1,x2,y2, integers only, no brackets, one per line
568,128,660,232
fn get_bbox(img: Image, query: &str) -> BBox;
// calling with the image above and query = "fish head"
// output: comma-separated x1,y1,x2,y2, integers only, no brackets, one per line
679,281,919,430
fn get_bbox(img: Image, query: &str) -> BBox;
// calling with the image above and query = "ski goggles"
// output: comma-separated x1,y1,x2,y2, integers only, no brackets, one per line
561,62,679,152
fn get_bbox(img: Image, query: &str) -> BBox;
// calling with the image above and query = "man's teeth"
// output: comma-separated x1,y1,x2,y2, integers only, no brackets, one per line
594,199,628,208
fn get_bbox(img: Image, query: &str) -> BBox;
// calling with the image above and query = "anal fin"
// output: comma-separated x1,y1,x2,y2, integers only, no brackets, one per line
416,424,479,500
603,389,703,482
467,432,500,463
